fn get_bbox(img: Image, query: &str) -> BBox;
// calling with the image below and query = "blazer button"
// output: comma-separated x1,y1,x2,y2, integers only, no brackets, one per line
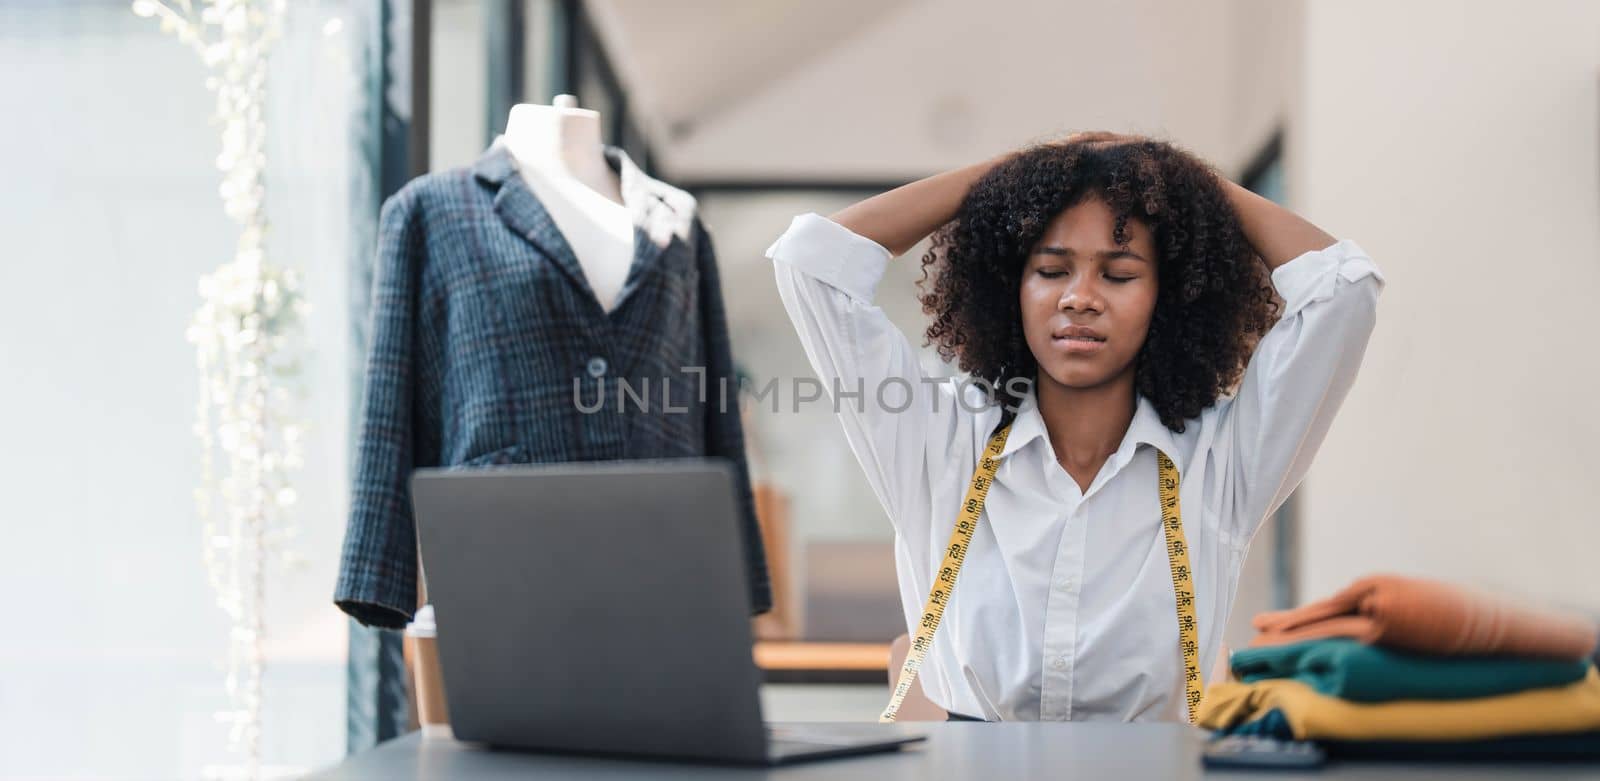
586,356,609,378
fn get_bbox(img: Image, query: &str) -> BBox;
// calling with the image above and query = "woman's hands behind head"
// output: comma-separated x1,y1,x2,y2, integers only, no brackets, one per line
1059,130,1148,149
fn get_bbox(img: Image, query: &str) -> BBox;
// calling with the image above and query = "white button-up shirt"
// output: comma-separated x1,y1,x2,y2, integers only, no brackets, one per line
767,213,1385,722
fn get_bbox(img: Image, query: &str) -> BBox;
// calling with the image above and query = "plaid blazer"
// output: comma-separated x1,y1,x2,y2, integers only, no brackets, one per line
334,140,771,629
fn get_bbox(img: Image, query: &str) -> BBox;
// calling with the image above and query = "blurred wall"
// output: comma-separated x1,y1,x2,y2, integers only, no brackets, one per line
1288,0,1600,610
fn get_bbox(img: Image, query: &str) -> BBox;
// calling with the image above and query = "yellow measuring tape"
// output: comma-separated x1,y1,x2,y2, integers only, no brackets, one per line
1157,449,1204,723
880,424,1204,724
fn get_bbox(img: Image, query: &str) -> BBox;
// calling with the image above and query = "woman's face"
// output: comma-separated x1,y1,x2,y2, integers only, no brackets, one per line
1020,196,1160,392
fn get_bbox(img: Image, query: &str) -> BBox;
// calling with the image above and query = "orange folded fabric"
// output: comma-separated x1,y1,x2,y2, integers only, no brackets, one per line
1250,574,1598,660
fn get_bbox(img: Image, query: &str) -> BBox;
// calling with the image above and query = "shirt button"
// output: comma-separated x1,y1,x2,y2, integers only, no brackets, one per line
586,356,608,378
1052,657,1067,670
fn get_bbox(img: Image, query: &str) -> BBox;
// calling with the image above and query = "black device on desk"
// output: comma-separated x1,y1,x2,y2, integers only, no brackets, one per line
410,459,926,766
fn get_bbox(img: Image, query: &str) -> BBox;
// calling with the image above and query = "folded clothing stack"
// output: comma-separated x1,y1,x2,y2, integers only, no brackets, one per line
1198,574,1600,761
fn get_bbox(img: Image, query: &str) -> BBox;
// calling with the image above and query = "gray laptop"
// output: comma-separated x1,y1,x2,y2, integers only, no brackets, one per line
409,458,926,766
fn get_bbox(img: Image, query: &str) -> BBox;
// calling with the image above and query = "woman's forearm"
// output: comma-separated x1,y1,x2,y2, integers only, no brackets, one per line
829,154,1009,258
1221,178,1337,272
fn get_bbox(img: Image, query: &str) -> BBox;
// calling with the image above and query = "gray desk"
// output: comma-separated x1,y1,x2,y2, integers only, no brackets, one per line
306,723,1600,780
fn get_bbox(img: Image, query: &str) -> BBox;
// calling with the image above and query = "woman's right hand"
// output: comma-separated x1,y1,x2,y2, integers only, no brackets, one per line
828,152,1012,259
1059,130,1145,148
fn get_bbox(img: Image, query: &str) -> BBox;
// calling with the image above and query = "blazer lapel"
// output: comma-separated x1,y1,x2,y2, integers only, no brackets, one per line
472,140,598,303
471,140,700,319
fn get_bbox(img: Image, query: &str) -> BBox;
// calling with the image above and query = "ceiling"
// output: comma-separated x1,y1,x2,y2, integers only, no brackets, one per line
584,0,914,144
583,0,1296,183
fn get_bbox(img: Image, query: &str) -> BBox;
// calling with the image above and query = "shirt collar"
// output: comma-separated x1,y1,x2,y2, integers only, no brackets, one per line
473,136,696,247
602,144,697,246
998,387,1181,467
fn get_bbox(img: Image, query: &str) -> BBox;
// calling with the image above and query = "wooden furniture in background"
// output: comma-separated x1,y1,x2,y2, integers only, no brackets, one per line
800,540,903,641
753,641,889,684
750,483,799,641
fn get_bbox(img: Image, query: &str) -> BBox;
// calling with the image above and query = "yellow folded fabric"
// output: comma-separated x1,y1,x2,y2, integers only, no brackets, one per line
1198,667,1600,742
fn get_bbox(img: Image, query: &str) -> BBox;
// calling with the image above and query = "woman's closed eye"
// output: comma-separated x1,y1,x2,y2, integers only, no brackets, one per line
1036,269,1138,283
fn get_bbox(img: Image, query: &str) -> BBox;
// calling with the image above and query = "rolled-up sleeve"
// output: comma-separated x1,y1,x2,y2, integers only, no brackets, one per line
768,213,955,530
1220,238,1386,541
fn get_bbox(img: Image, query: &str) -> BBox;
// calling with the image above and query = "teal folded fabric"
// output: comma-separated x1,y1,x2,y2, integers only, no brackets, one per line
1230,638,1591,702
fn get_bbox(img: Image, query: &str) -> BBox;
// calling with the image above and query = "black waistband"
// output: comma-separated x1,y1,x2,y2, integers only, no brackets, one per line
945,711,988,722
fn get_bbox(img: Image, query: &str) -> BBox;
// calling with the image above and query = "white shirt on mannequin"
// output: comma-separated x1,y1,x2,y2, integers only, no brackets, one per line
501,96,633,313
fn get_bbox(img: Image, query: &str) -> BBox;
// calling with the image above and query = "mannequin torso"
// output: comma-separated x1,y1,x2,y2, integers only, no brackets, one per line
501,97,634,313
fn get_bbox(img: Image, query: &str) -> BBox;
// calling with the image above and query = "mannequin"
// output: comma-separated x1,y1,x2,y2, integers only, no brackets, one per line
501,94,634,312
338,93,773,630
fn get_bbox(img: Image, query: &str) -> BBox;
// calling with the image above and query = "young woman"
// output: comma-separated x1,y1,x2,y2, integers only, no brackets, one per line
765,132,1385,722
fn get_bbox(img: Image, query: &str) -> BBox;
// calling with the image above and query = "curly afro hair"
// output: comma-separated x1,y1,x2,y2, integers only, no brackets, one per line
918,135,1282,433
